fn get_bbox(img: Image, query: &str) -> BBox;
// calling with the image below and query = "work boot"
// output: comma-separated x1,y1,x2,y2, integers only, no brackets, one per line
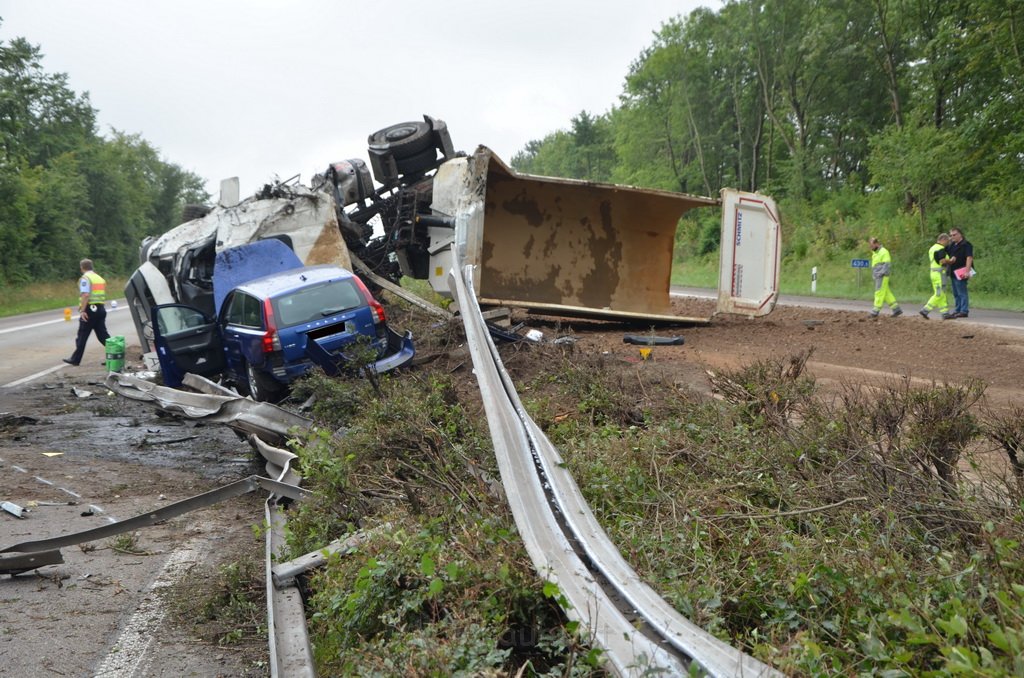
941,312,954,319
918,308,929,319
868,310,880,318
891,307,903,317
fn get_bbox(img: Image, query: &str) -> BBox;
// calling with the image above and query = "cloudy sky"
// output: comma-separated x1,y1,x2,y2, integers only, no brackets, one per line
1,0,711,198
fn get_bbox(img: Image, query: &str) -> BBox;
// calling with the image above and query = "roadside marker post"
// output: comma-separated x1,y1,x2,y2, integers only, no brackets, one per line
811,266,817,293
851,258,870,289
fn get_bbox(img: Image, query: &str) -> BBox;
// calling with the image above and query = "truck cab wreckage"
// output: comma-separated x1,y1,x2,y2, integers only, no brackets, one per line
125,114,781,359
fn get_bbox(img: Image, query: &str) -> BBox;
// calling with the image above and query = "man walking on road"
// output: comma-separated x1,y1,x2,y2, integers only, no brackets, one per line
946,227,974,318
63,259,110,366
868,237,902,318
920,233,953,320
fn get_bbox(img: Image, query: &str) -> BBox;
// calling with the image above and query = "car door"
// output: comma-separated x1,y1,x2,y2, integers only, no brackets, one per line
152,304,225,388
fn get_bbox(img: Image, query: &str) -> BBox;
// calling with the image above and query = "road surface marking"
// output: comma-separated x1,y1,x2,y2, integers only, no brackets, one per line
93,540,204,678
2,364,66,388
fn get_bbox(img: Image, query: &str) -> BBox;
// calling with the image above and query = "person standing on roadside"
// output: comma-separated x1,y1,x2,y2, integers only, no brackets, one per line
868,237,902,318
919,233,953,320
946,227,974,318
63,259,110,366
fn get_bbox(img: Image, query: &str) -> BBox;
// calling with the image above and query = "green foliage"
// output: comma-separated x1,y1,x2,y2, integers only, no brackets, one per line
284,365,604,676
0,30,209,285
519,351,1024,675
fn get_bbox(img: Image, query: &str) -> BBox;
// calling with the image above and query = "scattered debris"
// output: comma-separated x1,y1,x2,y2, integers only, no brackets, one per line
623,334,685,346
0,413,40,428
525,329,544,342
71,387,93,398
2,501,27,518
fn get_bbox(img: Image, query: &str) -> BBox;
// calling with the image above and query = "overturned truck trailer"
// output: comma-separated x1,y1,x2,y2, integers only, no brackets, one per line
125,119,780,358
421,147,781,324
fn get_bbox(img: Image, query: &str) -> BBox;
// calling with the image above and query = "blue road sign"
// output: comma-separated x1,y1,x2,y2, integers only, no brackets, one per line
851,258,870,268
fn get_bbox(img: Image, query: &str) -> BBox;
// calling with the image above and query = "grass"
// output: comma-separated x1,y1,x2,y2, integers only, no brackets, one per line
671,253,1023,312
0,276,127,318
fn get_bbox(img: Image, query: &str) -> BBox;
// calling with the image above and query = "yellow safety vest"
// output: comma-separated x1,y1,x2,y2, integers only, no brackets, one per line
83,271,106,303
927,243,945,271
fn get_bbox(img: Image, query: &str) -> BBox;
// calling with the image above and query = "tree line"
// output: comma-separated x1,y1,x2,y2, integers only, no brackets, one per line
0,29,207,286
512,0,1021,252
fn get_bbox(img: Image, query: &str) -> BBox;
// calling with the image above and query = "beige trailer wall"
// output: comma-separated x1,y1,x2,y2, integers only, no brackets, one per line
477,157,716,316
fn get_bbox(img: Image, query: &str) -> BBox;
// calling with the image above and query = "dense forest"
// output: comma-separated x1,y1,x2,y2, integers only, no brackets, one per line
0,28,207,286
512,0,1022,305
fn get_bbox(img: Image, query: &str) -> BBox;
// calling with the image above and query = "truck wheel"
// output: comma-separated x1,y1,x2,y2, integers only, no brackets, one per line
395,146,439,176
368,121,433,159
246,361,283,403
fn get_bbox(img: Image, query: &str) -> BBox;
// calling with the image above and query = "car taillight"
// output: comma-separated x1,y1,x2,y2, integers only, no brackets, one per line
353,276,387,324
262,298,281,353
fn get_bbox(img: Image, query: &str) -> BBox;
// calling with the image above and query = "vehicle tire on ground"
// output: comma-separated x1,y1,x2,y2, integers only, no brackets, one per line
367,121,433,159
244,361,283,403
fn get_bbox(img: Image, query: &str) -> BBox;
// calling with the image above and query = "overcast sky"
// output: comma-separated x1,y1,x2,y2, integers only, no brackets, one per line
1,0,712,199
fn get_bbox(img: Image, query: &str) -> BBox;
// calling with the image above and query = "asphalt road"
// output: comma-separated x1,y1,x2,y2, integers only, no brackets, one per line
0,300,136,388
671,286,1024,332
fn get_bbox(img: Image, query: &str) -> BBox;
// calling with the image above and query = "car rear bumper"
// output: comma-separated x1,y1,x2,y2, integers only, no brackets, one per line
370,327,415,373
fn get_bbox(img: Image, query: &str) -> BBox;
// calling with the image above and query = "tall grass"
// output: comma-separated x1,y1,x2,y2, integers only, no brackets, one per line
0,277,127,318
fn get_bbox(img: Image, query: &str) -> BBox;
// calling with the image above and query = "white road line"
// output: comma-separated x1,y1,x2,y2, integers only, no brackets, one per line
3,364,67,389
93,541,203,678
0,300,125,336
0,316,77,335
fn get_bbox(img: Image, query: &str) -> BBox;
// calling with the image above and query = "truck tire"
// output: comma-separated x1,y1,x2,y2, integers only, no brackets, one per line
395,146,439,176
368,121,433,160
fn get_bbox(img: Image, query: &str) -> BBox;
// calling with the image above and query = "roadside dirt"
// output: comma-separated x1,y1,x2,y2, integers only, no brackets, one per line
1,299,1022,676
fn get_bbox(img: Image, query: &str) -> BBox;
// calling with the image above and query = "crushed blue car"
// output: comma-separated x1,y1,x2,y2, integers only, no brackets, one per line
152,240,414,401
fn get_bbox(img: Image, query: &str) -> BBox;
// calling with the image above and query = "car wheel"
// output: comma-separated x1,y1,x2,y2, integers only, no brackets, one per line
245,361,283,403
367,121,433,159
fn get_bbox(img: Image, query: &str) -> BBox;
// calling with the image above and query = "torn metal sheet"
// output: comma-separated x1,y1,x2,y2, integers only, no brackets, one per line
0,476,307,574
249,435,301,486
104,372,311,446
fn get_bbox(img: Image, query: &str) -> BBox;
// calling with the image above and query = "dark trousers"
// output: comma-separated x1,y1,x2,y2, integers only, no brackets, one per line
70,304,110,364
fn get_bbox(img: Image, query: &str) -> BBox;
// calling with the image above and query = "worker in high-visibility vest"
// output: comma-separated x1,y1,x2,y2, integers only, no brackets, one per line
63,259,111,366
867,237,902,318
919,233,953,320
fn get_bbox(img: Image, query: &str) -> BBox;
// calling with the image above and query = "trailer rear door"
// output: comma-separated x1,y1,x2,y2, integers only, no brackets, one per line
717,189,781,317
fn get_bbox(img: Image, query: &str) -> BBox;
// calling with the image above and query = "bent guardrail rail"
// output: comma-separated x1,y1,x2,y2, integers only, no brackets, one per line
452,262,782,677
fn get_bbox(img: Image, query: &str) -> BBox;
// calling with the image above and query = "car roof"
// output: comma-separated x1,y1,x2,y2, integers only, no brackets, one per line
233,265,358,299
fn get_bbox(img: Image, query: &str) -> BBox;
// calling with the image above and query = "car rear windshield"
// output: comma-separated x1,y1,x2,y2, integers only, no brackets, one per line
273,279,365,327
